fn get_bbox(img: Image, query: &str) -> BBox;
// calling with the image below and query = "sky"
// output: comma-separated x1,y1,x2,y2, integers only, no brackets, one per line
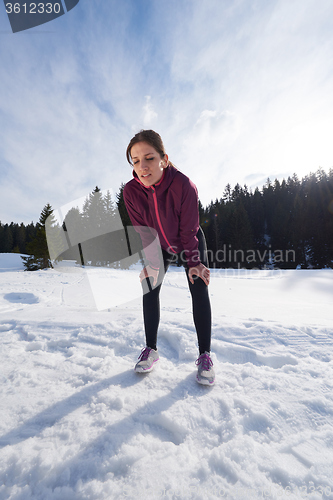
1,0,333,224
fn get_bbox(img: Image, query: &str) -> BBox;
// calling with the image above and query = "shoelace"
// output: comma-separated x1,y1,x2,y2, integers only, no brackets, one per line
196,353,213,371
138,347,151,361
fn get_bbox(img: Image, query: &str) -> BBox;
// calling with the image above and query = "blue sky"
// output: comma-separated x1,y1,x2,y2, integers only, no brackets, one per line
1,0,333,223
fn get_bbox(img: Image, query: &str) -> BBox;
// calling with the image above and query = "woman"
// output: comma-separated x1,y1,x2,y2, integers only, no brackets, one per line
123,130,215,385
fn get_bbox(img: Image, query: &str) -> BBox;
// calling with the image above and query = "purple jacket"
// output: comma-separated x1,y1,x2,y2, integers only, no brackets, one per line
123,165,200,268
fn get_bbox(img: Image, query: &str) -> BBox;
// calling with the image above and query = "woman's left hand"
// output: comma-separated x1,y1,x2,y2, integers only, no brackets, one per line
188,263,210,286
139,265,159,286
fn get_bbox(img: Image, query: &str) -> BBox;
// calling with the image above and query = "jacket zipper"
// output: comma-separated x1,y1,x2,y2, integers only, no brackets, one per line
151,187,177,253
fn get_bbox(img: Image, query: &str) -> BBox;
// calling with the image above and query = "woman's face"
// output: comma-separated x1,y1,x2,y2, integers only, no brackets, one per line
131,141,168,187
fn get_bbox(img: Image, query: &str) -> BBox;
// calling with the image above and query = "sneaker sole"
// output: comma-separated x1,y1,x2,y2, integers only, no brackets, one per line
196,374,215,386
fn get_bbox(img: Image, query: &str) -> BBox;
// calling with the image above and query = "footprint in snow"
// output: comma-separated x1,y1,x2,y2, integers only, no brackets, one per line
3,292,39,304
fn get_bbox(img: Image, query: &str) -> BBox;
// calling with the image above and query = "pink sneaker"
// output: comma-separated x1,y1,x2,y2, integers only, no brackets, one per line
195,352,215,386
134,347,159,373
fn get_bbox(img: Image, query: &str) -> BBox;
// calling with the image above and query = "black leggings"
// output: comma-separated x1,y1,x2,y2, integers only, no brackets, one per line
142,227,211,355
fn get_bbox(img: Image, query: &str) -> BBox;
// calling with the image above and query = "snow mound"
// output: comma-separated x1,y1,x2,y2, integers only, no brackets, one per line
0,253,26,272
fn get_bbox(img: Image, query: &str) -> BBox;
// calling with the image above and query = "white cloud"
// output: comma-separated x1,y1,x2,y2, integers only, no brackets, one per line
153,0,333,202
143,96,158,127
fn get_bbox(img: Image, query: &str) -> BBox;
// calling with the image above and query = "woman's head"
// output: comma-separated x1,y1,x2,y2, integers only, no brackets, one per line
126,130,171,187
126,130,167,166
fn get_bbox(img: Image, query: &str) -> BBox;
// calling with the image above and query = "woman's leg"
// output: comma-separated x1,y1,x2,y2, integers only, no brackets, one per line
142,282,161,350
184,227,212,354
142,250,175,350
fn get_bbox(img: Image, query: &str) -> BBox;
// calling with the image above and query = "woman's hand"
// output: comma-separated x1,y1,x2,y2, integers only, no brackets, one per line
139,265,159,287
188,263,210,286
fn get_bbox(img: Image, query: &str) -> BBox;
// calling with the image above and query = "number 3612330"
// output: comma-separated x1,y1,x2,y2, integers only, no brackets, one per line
5,3,62,14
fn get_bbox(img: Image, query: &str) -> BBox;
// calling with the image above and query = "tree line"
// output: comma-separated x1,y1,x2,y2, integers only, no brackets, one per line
17,186,140,270
0,221,37,255
1,168,332,270
200,168,333,269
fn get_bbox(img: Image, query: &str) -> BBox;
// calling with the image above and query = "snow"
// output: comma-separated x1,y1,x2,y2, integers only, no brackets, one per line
0,254,333,499
0,253,26,273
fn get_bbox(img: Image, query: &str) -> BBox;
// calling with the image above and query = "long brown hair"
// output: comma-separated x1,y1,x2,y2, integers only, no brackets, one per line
126,129,173,167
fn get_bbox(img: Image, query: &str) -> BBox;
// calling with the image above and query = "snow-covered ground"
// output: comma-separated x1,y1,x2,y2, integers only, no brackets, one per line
0,253,333,500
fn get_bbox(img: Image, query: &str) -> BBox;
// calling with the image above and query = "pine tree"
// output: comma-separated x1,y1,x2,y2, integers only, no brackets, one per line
222,184,232,203
81,187,105,265
0,224,13,252
61,207,84,264
21,204,54,270
249,187,265,246
291,192,307,267
227,200,254,268
116,183,132,228
16,223,26,253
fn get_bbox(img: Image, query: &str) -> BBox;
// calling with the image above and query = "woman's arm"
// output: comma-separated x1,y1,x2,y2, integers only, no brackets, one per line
178,177,201,267
123,184,162,270
178,177,210,285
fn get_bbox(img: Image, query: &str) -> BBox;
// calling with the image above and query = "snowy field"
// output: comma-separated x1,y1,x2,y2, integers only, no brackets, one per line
0,253,333,500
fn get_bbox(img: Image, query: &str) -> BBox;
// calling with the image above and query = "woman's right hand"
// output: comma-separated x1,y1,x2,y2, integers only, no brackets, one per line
188,263,210,286
139,265,159,287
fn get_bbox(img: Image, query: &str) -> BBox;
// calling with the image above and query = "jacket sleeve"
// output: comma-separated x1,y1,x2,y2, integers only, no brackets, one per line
179,178,201,268
123,184,162,269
